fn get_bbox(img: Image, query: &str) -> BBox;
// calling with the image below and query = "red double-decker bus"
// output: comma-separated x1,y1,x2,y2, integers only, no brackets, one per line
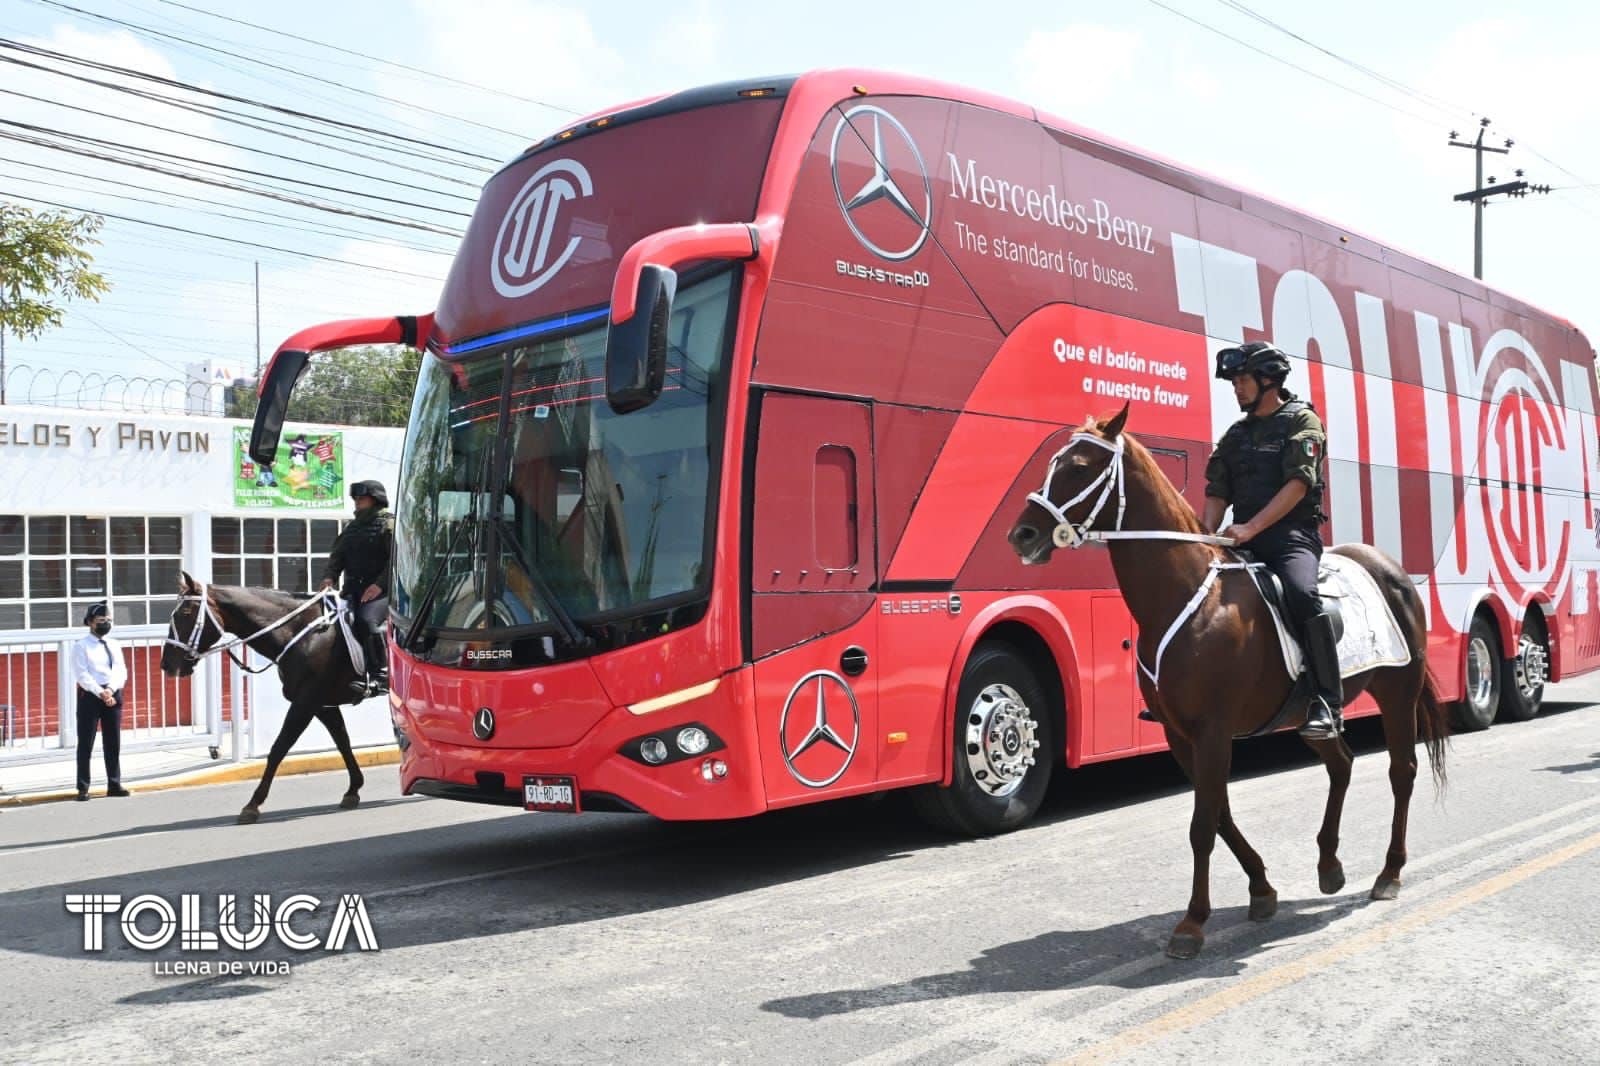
251,70,1600,834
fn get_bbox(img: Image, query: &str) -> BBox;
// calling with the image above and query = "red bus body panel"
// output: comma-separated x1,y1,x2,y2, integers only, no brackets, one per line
380,69,1599,820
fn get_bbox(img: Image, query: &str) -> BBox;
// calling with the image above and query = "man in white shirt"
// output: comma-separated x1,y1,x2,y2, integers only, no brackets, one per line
71,602,130,800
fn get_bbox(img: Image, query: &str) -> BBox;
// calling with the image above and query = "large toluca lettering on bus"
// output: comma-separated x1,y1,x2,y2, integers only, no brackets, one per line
757,94,1600,640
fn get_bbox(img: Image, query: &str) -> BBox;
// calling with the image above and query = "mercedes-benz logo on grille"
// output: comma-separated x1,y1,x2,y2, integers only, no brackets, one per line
829,105,932,262
491,158,594,298
779,670,861,788
472,706,496,741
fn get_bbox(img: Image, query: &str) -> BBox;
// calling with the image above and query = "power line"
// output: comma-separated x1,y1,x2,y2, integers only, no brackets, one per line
24,0,538,143
0,118,472,219
1139,0,1440,124
0,86,480,203
0,37,503,163
0,167,456,255
0,49,492,175
149,0,583,117
0,191,448,281
0,127,463,236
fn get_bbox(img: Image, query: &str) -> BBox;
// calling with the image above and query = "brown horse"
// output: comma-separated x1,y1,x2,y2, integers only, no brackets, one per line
159,573,367,824
1007,404,1447,959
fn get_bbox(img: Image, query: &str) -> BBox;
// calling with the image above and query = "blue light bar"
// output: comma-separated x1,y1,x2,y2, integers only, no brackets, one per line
443,306,609,355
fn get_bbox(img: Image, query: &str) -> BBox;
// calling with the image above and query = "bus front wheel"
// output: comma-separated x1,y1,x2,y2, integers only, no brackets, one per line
912,642,1055,836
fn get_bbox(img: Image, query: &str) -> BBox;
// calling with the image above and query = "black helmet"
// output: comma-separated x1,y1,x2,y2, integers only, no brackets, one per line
1215,341,1291,383
349,479,389,508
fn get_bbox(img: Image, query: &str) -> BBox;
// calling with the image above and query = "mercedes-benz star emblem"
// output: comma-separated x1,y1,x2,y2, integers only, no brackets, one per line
472,706,496,741
829,105,932,262
779,670,861,788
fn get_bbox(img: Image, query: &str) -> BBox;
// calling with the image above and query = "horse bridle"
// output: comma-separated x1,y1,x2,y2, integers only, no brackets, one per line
165,582,340,672
1027,432,1237,549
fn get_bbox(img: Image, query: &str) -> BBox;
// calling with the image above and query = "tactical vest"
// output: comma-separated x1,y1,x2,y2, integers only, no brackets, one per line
337,510,394,597
1218,400,1326,527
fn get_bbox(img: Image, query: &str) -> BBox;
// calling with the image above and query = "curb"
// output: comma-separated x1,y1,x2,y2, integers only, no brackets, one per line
0,746,402,807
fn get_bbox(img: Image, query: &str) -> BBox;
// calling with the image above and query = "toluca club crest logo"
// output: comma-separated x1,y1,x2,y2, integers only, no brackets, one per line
491,158,594,298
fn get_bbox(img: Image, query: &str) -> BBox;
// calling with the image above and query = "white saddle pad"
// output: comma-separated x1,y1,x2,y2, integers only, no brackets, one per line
1254,553,1412,680
335,600,364,674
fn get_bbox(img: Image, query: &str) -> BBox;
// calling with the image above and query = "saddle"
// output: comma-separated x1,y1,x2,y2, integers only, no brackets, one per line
1140,551,1412,737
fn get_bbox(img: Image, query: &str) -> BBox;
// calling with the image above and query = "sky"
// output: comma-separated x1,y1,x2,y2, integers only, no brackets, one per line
2,0,1597,411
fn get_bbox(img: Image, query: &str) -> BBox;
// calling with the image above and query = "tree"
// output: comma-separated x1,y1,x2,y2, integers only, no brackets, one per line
229,345,422,427
1,201,111,402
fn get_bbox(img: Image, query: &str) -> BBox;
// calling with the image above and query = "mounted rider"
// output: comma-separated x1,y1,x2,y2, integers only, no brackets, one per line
1203,342,1343,740
320,479,393,700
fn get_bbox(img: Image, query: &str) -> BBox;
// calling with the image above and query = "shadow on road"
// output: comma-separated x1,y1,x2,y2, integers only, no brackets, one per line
0,798,422,853
761,896,1366,1019
0,699,1586,1007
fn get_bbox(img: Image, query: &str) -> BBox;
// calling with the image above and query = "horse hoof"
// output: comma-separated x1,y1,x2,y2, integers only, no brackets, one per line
1371,878,1401,901
1248,891,1278,922
340,793,360,810
1165,933,1205,960
1320,865,1347,895
237,807,259,825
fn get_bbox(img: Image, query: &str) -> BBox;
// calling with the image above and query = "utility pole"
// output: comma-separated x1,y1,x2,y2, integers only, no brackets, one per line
254,260,261,378
0,317,7,406
1449,117,1550,279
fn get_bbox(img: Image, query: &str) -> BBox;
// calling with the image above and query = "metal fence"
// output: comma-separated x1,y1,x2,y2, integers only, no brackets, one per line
0,623,223,766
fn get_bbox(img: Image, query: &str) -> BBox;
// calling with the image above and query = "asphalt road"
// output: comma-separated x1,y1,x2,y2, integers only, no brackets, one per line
3,678,1598,1066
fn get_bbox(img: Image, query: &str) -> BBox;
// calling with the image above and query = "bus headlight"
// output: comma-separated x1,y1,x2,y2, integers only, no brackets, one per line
640,738,670,765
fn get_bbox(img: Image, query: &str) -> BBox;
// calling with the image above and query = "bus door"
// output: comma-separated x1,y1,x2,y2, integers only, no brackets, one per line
749,392,879,808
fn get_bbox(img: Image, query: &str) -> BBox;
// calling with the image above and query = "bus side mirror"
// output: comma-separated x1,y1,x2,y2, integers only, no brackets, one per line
604,265,677,415
603,222,760,415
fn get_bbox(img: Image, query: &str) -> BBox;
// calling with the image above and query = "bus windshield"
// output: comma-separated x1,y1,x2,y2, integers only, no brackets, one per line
393,269,735,640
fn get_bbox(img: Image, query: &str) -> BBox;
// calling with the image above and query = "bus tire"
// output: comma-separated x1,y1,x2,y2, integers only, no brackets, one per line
912,642,1055,837
1498,614,1549,722
1453,615,1501,733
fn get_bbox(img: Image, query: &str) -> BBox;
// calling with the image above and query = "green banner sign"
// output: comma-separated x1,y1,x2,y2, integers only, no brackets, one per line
233,426,345,509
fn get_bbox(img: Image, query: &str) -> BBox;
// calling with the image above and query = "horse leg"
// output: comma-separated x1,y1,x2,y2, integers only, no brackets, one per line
239,702,316,824
1301,732,1355,894
1168,729,1234,959
1169,733,1276,920
314,705,365,809
1369,671,1421,901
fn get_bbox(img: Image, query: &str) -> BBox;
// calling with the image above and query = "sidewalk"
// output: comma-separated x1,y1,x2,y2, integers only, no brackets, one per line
0,743,400,807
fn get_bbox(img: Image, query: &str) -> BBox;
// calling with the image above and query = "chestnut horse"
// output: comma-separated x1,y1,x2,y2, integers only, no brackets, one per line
1007,404,1447,959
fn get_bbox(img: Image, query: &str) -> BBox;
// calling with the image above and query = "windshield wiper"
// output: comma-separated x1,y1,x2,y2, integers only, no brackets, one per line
400,513,476,652
494,515,590,650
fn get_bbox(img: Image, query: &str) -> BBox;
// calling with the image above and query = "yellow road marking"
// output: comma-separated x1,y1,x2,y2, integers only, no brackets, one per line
1056,828,1600,1066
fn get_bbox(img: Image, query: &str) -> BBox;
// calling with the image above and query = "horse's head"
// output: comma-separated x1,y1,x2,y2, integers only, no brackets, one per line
1008,403,1130,566
160,571,225,678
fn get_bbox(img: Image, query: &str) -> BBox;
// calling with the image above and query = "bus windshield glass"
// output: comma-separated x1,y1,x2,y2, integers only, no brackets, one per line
393,269,735,638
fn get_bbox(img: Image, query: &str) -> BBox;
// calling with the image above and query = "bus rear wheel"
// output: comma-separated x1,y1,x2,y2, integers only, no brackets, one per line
912,643,1054,836
1498,615,1550,722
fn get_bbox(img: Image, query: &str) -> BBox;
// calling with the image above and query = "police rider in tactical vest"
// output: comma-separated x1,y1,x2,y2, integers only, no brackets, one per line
320,480,394,699
1203,342,1343,740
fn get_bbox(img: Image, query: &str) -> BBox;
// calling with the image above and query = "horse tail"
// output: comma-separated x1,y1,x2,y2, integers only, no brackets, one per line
1416,666,1449,792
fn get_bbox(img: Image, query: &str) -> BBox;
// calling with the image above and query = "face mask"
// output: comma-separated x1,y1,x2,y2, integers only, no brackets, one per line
93,620,112,636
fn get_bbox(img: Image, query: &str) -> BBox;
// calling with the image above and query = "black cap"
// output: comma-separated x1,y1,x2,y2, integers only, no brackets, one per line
83,601,110,624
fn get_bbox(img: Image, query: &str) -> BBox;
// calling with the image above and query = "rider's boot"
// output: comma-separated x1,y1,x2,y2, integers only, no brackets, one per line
362,628,389,697
1299,609,1345,740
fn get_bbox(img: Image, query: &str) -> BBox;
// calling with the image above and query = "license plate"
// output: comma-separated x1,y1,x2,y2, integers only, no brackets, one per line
522,775,578,813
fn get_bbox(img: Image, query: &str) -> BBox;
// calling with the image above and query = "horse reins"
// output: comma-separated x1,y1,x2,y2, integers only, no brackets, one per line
1028,431,1255,688
165,582,341,673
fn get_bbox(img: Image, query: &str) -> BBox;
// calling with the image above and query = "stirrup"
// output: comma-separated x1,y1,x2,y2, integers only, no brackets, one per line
1298,697,1344,740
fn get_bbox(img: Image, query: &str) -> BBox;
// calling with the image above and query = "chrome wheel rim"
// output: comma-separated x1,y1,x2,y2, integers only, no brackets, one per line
1513,635,1549,699
1466,636,1495,711
963,683,1040,798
